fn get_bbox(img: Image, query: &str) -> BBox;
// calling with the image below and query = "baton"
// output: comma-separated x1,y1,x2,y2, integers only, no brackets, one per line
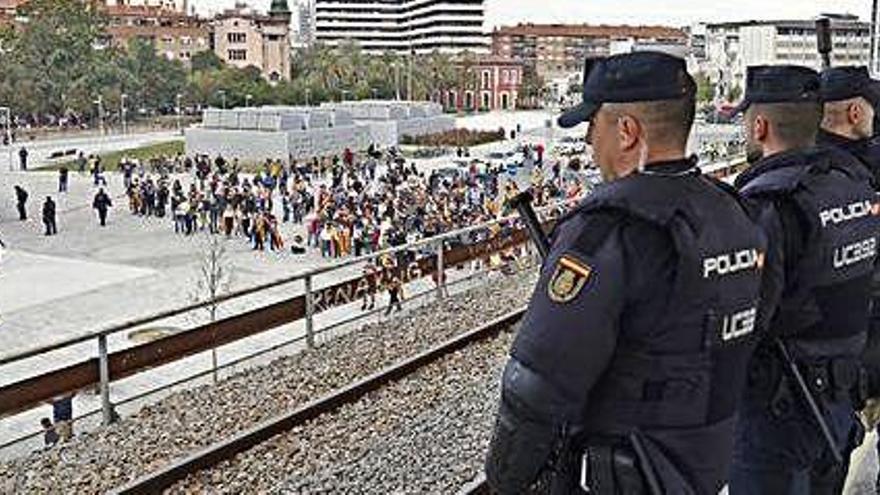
774,338,843,463
509,192,550,259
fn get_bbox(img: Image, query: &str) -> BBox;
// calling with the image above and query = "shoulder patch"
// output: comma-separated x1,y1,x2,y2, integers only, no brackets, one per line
548,254,592,303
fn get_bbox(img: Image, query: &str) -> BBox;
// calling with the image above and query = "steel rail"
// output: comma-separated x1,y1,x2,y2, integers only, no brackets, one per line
109,308,525,495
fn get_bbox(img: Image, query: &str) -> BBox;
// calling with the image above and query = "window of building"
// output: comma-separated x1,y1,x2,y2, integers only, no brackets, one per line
228,32,247,44
228,49,247,61
161,36,174,45
510,70,518,84
502,70,509,83
482,70,490,90
180,36,192,46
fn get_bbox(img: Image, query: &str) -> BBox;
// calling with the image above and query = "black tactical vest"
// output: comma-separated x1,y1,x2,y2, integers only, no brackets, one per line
573,168,766,494
738,147,879,346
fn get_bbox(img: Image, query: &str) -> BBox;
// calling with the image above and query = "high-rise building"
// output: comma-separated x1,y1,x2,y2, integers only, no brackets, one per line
295,0,313,47
704,14,871,100
211,1,292,82
313,0,488,54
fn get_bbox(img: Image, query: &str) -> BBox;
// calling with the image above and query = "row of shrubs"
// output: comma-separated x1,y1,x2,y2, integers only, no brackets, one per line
401,128,506,147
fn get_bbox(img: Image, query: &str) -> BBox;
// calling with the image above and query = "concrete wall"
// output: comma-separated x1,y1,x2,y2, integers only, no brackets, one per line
185,128,289,162
187,103,455,162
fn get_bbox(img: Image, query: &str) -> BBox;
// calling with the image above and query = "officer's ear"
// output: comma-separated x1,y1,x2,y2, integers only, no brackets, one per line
616,114,642,151
751,114,770,143
847,100,867,127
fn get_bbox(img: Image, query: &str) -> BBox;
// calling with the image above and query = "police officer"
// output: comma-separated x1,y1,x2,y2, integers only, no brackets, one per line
728,66,880,494
485,52,767,494
817,66,880,184
818,65,880,492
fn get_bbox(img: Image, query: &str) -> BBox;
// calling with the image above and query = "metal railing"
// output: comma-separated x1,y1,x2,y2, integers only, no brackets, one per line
0,200,557,456
0,251,537,455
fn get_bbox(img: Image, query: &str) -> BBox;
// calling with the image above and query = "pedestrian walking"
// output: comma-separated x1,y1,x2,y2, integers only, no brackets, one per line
58,166,68,193
76,151,86,174
384,273,403,315
18,146,27,171
14,185,27,220
92,188,112,227
42,196,56,236
40,418,58,449
52,395,73,441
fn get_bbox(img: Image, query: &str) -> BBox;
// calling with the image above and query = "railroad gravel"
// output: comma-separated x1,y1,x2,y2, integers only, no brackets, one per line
171,326,514,494
0,270,535,494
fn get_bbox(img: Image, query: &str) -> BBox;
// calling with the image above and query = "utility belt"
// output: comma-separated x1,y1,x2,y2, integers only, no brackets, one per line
571,434,661,495
749,347,867,415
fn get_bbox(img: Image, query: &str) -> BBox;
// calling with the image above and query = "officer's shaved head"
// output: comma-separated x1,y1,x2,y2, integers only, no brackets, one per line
603,97,695,150
822,97,874,139
745,102,822,158
589,95,694,181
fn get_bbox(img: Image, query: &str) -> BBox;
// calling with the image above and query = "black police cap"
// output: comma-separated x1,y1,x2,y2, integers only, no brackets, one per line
558,51,696,129
819,66,880,104
732,65,820,115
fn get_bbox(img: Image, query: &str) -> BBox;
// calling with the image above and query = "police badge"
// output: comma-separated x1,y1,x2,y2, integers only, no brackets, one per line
548,255,592,303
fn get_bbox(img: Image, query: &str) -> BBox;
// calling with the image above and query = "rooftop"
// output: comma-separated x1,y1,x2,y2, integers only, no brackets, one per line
493,23,687,40
707,15,868,30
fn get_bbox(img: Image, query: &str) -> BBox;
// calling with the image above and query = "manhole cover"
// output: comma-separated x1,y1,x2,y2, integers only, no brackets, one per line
128,327,178,343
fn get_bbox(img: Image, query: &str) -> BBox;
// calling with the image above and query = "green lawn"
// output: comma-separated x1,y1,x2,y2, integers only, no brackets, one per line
40,140,185,172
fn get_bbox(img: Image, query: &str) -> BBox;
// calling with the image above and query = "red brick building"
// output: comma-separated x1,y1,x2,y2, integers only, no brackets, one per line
103,4,210,65
492,23,687,81
437,56,524,112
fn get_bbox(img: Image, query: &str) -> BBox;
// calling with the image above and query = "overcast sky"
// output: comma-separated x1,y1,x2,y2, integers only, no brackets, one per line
191,0,874,27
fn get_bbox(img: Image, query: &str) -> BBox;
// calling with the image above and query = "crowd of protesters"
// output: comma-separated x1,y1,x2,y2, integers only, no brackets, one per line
116,143,584,258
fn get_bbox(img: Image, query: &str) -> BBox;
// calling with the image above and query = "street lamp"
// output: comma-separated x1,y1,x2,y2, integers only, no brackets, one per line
305,88,311,107
120,93,128,135
0,106,11,171
407,42,414,101
217,90,227,110
393,63,401,101
175,93,183,134
371,87,378,100
94,95,105,136
245,93,253,108
341,90,351,102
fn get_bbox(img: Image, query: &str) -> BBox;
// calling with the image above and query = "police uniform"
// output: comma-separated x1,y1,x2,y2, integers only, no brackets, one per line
818,66,880,491
728,66,880,494
817,67,880,186
485,52,767,495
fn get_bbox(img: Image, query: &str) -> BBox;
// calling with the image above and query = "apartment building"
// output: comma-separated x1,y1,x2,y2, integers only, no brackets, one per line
492,23,687,81
314,0,488,54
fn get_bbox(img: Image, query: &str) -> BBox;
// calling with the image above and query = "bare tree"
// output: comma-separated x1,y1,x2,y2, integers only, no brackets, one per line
191,232,233,384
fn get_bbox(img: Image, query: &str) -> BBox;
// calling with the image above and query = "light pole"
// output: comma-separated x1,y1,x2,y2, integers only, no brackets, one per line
218,90,227,110
407,43,414,101
341,90,351,102
175,93,183,134
245,93,253,108
394,63,401,101
305,88,311,106
120,93,128,135
0,106,11,171
371,87,378,100
94,95,105,136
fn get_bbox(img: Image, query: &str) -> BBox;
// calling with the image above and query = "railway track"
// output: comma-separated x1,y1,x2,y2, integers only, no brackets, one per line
110,309,525,494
